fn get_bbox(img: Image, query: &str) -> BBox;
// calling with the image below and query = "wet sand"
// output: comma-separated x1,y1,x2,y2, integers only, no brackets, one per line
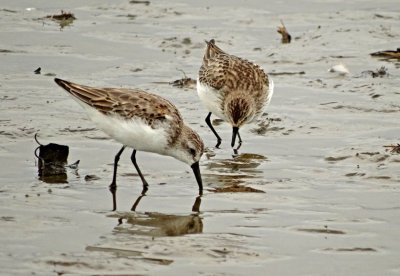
0,0,399,275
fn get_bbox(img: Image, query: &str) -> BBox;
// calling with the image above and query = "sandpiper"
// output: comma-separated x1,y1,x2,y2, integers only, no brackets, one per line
54,78,204,198
197,39,274,148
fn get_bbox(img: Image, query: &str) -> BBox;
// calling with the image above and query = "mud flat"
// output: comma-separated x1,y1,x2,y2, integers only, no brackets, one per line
0,0,399,275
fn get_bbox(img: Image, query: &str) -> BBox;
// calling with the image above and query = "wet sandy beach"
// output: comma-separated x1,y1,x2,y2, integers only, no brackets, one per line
0,0,399,275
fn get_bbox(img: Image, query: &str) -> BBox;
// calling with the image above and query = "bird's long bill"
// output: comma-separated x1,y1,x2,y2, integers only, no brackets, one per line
231,126,239,147
191,161,203,195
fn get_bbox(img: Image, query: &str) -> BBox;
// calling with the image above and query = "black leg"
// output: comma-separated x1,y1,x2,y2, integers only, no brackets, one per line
109,146,126,189
130,150,149,191
205,112,222,147
109,145,126,211
233,130,242,155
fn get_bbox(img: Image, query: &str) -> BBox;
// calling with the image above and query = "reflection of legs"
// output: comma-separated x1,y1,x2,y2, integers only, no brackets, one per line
110,188,117,211
130,150,148,211
131,191,147,211
192,195,202,212
237,131,242,145
130,150,149,192
205,112,222,147
233,131,243,155
109,145,126,211
235,131,242,150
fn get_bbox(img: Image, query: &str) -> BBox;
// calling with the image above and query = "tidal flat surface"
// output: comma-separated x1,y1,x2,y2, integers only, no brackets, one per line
0,0,399,275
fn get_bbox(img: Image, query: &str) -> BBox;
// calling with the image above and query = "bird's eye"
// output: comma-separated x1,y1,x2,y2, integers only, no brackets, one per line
189,148,196,156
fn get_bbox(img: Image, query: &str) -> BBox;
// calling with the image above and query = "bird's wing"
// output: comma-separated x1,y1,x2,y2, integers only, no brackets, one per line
200,47,269,94
54,78,183,132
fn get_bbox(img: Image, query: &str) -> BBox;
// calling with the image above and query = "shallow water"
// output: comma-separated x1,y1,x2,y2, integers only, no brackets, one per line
0,0,399,275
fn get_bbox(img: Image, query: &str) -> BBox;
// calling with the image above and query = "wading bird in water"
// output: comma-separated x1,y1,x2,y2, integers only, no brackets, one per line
54,78,204,210
197,39,274,149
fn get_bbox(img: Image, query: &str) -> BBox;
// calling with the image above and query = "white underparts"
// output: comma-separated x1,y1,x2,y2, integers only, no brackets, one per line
197,79,227,121
82,105,170,154
266,79,274,106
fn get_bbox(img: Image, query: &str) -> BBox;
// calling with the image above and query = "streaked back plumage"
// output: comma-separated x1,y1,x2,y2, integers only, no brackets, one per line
55,78,184,147
198,39,273,121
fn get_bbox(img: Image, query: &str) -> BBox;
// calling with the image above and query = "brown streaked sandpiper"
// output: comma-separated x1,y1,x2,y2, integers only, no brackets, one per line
197,39,274,149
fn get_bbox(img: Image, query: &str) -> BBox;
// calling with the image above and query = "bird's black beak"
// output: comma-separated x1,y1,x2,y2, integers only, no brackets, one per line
191,161,203,195
231,126,239,147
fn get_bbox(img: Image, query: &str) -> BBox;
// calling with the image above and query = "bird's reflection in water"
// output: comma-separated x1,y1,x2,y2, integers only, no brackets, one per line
111,211,203,237
204,152,267,189
109,184,148,211
131,191,147,212
131,193,201,213
109,192,203,237
39,173,68,184
191,195,201,212
110,199,202,238
110,186,201,212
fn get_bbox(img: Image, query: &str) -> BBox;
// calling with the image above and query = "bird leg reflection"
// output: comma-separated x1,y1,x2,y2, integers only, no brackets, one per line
110,184,117,211
110,186,147,212
237,131,242,145
192,195,202,212
109,146,126,211
233,133,242,155
131,188,147,212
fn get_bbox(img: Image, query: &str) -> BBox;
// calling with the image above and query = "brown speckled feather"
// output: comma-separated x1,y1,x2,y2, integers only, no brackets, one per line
54,78,183,145
199,39,271,117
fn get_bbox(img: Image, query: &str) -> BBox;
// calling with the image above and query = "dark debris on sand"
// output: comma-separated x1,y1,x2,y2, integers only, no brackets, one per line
34,134,79,183
169,77,196,88
130,0,150,5
45,10,76,21
169,69,196,88
44,10,76,29
34,134,68,178
370,48,400,59
361,66,388,78
269,71,305,76
277,20,291,44
384,144,400,154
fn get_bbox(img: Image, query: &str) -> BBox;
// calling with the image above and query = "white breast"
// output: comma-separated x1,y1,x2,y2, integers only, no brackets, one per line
83,106,170,154
197,78,227,121
266,79,274,106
